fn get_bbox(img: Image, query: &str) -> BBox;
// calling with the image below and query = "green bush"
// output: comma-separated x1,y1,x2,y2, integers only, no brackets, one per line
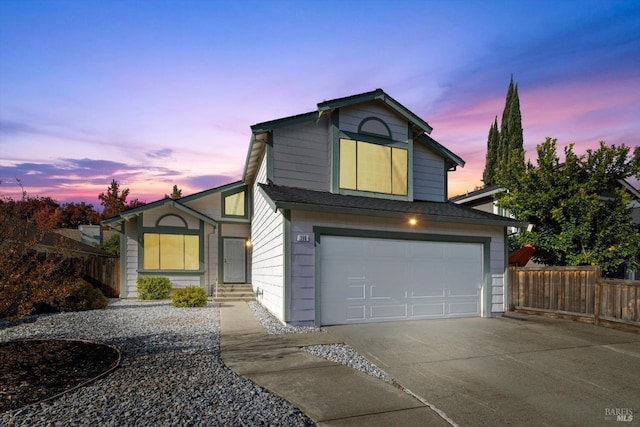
57,279,109,311
100,234,120,256
172,286,207,307
35,278,108,313
137,276,172,300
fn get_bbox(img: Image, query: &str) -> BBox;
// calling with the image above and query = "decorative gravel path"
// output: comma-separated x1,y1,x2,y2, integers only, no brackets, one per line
1,300,395,426
0,300,313,426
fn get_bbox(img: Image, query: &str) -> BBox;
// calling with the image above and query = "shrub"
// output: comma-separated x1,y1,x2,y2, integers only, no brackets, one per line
100,233,120,256
0,194,83,322
36,278,109,313
58,279,109,311
172,286,207,307
137,276,172,300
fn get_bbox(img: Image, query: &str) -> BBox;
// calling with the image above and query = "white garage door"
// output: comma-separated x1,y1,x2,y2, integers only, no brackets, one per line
320,236,483,325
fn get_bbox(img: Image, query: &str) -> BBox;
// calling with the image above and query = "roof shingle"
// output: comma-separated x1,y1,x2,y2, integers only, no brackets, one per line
258,183,526,227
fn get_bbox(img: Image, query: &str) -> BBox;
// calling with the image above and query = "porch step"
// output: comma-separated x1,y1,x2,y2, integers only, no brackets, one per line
213,284,255,302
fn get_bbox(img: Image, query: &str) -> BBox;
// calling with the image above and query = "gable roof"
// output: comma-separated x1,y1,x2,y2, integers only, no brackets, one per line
317,88,433,134
244,89,463,183
259,183,527,228
100,182,246,229
451,178,640,204
38,232,116,257
450,184,503,204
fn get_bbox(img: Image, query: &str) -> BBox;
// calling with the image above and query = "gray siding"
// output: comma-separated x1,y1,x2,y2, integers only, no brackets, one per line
123,220,139,298
339,101,409,142
207,231,217,294
187,191,251,224
413,141,446,202
186,193,222,219
272,116,331,191
251,155,286,320
143,207,200,229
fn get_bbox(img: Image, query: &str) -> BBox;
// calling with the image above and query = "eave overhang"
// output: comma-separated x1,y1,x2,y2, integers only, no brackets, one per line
317,89,434,134
101,199,218,229
258,184,527,229
417,133,465,169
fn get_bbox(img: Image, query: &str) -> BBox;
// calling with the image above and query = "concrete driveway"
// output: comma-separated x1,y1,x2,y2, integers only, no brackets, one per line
326,315,640,426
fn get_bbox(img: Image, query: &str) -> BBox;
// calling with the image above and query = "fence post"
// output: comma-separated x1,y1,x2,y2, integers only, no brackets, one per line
594,266,602,326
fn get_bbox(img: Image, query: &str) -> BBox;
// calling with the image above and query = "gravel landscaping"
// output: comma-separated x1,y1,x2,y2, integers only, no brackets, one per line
0,300,313,426
1,300,395,426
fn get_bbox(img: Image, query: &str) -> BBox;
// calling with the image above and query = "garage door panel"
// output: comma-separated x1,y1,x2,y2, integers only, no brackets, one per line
449,301,480,316
410,287,446,297
370,285,403,300
448,289,480,297
320,236,483,325
411,303,445,317
347,305,366,321
347,282,366,300
370,303,407,320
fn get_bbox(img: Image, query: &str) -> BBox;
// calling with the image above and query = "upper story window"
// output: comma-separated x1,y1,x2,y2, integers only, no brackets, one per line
223,189,246,217
339,138,407,196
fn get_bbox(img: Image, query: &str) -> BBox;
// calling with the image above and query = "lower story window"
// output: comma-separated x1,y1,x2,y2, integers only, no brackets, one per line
143,233,199,270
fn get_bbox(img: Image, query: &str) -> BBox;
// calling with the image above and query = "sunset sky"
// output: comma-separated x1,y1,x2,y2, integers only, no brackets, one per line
1,0,639,208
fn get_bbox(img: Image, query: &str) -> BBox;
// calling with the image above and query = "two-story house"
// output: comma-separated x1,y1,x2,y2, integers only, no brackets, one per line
104,89,525,326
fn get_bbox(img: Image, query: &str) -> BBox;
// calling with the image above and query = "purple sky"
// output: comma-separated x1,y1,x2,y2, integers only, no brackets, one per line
1,0,639,208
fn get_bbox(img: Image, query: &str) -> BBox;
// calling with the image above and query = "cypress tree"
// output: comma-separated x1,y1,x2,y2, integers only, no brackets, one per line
482,76,525,188
508,83,524,155
482,117,500,185
499,76,515,165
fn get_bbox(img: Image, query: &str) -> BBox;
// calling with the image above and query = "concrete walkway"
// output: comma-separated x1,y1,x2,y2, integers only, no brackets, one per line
219,302,450,426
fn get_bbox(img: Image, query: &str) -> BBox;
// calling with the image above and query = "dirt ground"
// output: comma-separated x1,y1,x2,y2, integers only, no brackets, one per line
0,339,120,413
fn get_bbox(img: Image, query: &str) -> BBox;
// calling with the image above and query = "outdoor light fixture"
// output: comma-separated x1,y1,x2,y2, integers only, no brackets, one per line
245,239,253,247
408,218,418,226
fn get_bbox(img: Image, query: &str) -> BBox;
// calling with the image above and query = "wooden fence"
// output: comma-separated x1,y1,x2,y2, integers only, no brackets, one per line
80,256,120,298
509,266,640,332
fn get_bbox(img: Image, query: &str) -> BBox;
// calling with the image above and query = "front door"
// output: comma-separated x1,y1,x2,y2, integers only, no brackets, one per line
223,238,246,283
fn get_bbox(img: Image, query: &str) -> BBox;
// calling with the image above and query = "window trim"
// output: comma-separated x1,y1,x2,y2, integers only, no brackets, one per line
221,186,249,219
357,117,392,139
330,110,414,200
338,137,409,197
138,213,205,273
142,232,200,271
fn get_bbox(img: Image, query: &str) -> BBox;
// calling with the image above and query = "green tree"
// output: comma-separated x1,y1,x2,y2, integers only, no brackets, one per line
498,76,524,166
99,233,120,257
124,198,145,210
496,138,640,275
166,185,182,200
98,180,130,217
59,202,101,228
482,117,500,185
0,192,80,321
482,77,524,186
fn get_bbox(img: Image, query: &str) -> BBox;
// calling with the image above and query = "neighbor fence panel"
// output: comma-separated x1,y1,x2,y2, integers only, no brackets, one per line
599,279,640,326
508,266,639,332
81,256,120,298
